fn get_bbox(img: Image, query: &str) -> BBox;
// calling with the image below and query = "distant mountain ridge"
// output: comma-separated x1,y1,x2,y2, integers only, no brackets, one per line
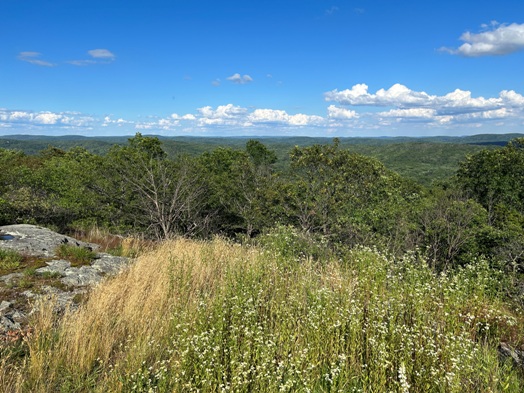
1,133,522,185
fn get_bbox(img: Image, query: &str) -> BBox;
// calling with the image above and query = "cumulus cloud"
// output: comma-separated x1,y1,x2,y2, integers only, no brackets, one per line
102,116,132,127
226,73,253,84
248,109,324,126
442,22,524,57
171,113,196,120
325,83,524,127
17,52,55,67
0,109,94,128
1,104,326,134
327,105,359,119
5,85,524,135
197,104,248,126
132,105,326,130
326,83,524,114
198,104,247,119
325,83,433,107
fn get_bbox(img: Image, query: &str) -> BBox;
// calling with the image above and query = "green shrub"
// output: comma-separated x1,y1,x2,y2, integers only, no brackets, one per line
55,244,96,266
0,248,23,271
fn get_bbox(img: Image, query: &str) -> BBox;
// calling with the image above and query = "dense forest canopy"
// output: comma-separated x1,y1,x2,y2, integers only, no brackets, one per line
1,133,523,271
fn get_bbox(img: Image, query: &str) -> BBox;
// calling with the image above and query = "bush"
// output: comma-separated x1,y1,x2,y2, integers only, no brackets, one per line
55,244,96,267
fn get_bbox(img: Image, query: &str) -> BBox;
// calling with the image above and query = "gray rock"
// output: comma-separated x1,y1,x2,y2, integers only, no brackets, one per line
10,310,25,320
62,265,105,286
0,315,20,331
21,290,36,298
58,253,130,287
0,272,23,284
36,259,71,276
92,254,129,274
0,224,133,336
0,301,12,314
37,285,87,311
0,224,99,257
0,304,26,332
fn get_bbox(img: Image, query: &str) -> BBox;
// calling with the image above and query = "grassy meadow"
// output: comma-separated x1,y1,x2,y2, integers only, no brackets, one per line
2,233,523,392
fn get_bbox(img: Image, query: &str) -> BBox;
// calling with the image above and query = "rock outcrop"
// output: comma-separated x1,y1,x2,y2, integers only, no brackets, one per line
0,224,131,336
0,224,99,257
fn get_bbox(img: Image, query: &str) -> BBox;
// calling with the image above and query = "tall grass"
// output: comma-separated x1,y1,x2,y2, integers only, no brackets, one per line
1,237,523,392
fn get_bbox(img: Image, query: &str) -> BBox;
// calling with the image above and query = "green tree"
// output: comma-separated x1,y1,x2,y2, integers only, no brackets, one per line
246,139,277,166
104,133,208,239
417,187,488,269
457,138,524,267
457,138,524,223
287,139,415,250
200,141,278,237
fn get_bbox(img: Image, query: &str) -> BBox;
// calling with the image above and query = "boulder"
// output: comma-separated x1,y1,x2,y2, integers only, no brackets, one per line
0,224,99,257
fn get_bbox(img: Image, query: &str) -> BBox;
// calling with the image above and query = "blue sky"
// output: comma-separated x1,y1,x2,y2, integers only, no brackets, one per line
1,0,524,137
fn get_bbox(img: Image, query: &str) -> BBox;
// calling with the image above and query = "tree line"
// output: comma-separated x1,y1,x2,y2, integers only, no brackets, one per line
0,133,523,271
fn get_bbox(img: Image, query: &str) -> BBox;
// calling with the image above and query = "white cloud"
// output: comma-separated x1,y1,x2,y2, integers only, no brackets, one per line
88,49,116,59
69,49,116,66
3,85,524,136
442,22,524,57
171,113,196,120
248,109,324,126
197,104,248,126
133,106,325,130
198,104,247,119
378,108,437,119
327,105,359,119
17,52,55,67
325,83,524,128
0,109,95,129
454,108,510,121
325,83,433,107
500,90,524,106
34,112,62,124
326,83,524,114
8,111,32,121
103,116,132,127
226,73,253,84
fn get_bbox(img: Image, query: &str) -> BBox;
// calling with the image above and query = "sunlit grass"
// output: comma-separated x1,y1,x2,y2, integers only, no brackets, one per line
0,248,23,272
71,226,154,258
1,237,523,392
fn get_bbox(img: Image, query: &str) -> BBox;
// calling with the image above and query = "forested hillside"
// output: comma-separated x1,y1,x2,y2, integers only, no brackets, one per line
2,133,521,184
1,133,523,269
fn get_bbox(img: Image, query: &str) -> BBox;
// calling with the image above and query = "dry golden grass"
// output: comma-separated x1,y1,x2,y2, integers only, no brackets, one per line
72,226,155,257
3,237,259,392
